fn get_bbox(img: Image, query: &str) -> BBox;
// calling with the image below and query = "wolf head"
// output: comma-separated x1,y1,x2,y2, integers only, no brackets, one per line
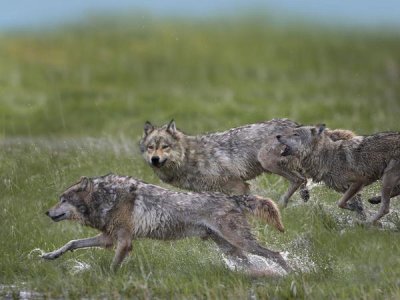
139,120,184,169
276,124,326,157
45,177,92,223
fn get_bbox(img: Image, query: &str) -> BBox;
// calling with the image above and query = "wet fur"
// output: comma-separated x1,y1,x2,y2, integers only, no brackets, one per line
277,125,400,224
139,119,312,202
42,174,290,272
257,128,356,207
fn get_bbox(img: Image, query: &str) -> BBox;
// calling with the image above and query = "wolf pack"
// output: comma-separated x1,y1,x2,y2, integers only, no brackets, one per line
42,118,400,275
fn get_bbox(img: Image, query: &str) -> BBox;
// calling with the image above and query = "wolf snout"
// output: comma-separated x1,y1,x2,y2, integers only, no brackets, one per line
151,156,166,167
45,210,67,222
151,156,160,165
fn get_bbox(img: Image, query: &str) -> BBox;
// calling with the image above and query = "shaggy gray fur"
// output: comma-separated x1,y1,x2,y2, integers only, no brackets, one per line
42,174,290,272
277,125,400,224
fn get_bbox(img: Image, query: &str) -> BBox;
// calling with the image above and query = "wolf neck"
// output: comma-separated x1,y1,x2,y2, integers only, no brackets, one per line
301,137,344,182
153,132,259,193
84,192,120,231
154,135,218,178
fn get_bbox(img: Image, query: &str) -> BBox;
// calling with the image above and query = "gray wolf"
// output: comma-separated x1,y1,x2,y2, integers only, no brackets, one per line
257,128,356,207
139,119,308,201
42,174,291,272
277,125,400,224
140,119,354,207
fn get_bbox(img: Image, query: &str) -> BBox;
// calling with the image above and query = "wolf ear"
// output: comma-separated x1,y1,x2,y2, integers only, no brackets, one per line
317,124,326,135
166,119,176,135
80,176,93,191
143,121,154,136
311,124,326,136
310,128,316,135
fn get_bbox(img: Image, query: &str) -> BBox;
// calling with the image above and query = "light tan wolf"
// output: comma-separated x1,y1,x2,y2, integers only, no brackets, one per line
139,119,355,207
42,174,291,272
277,125,400,224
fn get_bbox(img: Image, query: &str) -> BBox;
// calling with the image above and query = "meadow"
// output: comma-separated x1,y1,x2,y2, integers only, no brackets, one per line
1,15,400,299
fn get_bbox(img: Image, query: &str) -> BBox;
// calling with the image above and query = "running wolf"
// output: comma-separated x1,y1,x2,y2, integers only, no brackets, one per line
139,119,354,206
257,128,356,207
42,174,291,272
277,125,400,224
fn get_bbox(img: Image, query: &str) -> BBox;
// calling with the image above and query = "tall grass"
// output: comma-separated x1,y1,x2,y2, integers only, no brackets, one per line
1,16,400,299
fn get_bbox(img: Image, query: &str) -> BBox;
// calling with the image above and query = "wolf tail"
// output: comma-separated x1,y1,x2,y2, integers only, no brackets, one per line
240,195,285,232
326,129,355,141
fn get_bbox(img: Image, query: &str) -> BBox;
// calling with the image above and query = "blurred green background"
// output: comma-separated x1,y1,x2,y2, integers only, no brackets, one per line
1,15,399,139
1,4,400,299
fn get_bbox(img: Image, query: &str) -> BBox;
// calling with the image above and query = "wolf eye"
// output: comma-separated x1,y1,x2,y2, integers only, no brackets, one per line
161,144,169,149
60,198,66,203
78,205,87,214
147,145,154,150
293,133,300,137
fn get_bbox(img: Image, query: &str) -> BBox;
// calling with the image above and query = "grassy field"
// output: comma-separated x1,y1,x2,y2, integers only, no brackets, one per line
1,15,400,299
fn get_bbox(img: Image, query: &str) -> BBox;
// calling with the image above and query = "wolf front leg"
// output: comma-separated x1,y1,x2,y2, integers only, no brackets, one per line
279,173,307,207
111,229,133,271
369,160,400,225
337,182,364,210
42,233,114,260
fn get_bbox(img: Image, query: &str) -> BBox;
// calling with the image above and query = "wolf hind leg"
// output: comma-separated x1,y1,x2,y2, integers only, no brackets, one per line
209,233,250,267
111,229,133,271
212,215,291,273
337,182,364,210
235,238,291,273
369,160,400,225
42,233,113,260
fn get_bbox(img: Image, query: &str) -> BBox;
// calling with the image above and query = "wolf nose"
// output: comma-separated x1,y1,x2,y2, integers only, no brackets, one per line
276,135,281,140
151,156,160,164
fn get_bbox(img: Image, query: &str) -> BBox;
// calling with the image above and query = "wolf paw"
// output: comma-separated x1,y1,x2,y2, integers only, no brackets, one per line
343,196,367,220
354,219,378,228
278,199,288,209
364,219,383,228
42,251,61,260
299,189,310,202
368,196,381,205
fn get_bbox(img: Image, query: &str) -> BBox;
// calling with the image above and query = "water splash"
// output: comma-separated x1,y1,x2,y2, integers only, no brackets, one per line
27,248,46,259
221,250,316,277
222,253,285,277
64,259,91,275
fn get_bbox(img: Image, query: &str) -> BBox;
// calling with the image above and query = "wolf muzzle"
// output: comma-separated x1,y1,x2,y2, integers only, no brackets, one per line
276,135,292,156
151,156,166,168
45,211,67,222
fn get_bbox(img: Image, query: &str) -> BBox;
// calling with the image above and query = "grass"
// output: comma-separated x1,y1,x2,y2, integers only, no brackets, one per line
1,15,400,299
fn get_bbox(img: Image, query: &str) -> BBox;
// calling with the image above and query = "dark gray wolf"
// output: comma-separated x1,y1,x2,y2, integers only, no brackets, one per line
139,119,354,207
277,125,400,224
257,128,356,207
42,174,291,272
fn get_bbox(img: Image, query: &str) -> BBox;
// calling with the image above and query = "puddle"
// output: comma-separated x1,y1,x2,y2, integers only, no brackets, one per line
0,284,43,300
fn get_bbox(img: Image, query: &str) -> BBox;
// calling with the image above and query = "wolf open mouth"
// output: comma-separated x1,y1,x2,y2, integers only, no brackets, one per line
280,145,292,156
51,213,66,222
